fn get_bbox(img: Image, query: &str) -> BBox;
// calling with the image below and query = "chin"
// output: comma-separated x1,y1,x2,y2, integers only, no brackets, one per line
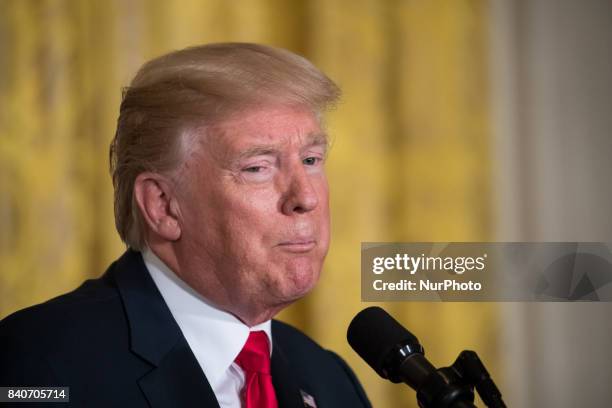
278,261,322,301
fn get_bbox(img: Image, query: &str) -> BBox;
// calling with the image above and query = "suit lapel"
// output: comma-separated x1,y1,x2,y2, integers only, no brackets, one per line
271,336,315,408
138,339,219,408
111,250,219,408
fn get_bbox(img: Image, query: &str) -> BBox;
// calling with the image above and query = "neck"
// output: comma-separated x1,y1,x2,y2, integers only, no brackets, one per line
230,304,286,327
146,242,285,327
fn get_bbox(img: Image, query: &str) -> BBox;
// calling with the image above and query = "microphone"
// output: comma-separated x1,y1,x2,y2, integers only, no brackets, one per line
347,306,479,408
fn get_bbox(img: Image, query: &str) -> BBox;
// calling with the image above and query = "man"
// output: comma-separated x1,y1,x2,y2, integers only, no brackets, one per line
0,43,371,407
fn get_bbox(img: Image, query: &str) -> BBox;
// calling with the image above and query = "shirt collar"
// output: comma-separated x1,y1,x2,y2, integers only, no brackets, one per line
142,248,272,389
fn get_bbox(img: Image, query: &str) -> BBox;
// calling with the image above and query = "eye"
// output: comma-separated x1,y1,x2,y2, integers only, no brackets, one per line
239,162,274,183
303,156,321,166
243,166,264,173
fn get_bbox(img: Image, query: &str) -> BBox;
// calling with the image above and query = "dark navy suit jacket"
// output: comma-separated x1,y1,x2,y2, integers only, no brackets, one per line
0,250,371,407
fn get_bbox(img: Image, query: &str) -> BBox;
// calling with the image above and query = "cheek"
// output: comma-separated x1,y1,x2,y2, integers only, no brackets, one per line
221,194,279,247
317,183,331,235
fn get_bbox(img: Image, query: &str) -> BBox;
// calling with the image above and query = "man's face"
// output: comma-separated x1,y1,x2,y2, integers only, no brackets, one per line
175,105,330,320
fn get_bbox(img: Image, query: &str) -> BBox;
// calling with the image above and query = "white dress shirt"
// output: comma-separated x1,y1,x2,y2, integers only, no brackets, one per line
143,249,272,408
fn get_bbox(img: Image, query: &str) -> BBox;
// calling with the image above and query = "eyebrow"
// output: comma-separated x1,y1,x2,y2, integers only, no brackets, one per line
234,132,329,161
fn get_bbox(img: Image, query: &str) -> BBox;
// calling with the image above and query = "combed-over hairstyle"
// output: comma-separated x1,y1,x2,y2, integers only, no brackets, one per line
109,43,341,250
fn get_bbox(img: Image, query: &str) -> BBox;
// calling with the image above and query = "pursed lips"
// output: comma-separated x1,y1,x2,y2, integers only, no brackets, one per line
276,239,317,253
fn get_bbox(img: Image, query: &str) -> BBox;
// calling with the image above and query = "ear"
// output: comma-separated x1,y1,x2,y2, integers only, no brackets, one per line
133,173,182,242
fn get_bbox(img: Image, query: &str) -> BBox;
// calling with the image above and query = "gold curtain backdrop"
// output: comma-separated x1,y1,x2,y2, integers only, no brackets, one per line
0,1,496,407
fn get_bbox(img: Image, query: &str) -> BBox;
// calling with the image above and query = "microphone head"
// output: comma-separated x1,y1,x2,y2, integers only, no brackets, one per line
347,306,422,380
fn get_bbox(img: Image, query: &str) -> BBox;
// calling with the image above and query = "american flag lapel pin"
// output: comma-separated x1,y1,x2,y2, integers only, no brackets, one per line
300,390,317,408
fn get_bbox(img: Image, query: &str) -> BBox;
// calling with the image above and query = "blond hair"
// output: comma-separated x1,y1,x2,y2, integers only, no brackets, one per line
109,43,341,250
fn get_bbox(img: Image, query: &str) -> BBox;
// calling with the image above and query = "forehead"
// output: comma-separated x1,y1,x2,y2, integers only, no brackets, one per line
209,106,326,153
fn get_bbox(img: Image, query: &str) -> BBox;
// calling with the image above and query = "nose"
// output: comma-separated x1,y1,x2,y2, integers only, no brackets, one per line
281,167,319,215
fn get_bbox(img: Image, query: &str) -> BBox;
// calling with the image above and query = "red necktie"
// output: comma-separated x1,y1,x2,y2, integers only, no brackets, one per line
235,331,278,408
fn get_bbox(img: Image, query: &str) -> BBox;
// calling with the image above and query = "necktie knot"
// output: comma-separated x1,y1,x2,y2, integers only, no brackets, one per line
235,331,272,375
234,331,278,408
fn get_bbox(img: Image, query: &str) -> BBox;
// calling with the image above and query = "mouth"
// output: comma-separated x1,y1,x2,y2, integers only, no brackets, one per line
277,239,316,253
